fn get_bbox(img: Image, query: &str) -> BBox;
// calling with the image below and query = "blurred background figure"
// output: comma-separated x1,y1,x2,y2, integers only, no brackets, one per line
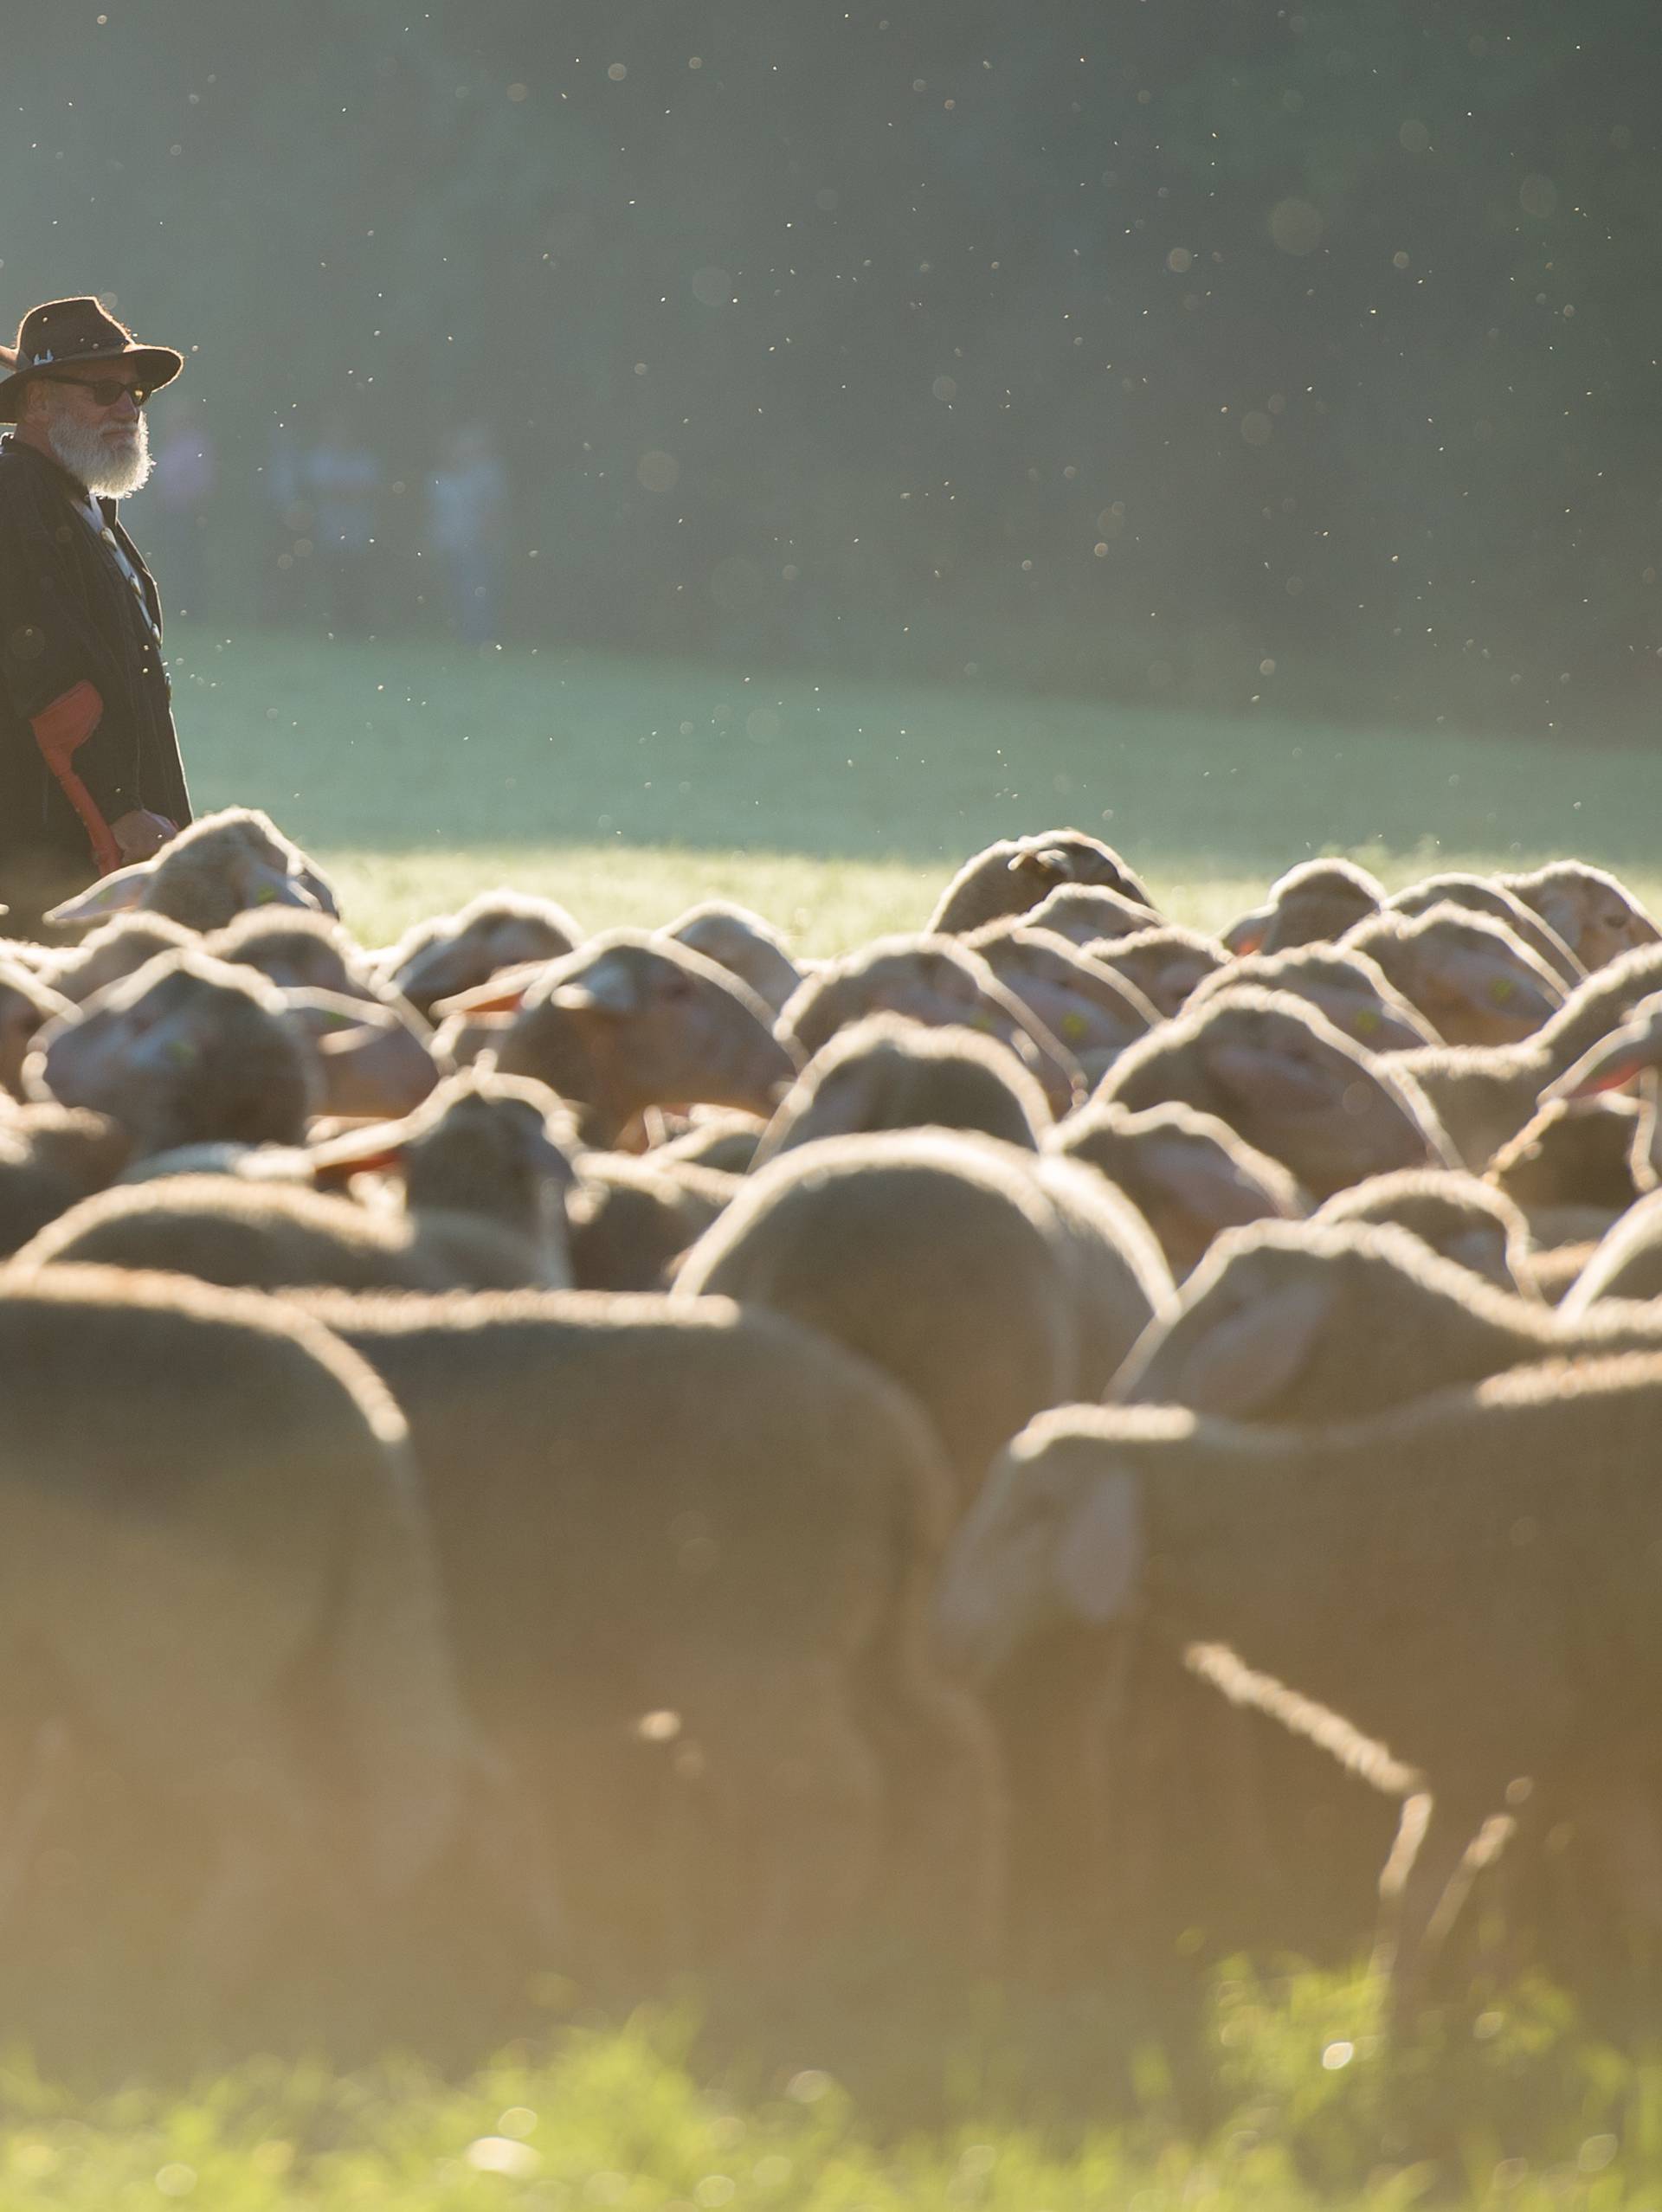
428,420,508,646
149,411,216,621
302,409,380,633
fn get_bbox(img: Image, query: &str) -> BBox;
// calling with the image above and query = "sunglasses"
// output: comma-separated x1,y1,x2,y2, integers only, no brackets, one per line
40,374,153,408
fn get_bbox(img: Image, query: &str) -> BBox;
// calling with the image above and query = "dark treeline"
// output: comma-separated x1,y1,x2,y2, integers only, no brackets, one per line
5,0,1660,734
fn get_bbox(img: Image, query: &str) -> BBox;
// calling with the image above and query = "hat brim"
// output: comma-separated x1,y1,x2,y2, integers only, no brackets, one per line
0,340,184,424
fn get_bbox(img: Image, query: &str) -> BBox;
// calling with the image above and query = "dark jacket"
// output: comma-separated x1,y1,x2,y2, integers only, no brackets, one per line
0,433,191,927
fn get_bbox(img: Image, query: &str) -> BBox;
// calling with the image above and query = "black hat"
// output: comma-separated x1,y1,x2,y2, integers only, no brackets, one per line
0,296,184,423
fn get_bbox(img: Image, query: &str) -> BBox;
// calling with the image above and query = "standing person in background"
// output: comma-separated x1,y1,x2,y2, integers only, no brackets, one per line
303,409,381,634
428,421,508,645
0,296,192,936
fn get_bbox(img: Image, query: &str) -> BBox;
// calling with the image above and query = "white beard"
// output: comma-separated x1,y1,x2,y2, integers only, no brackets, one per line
47,408,152,498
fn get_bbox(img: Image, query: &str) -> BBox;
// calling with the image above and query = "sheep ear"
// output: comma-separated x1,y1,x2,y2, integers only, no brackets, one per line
1055,1469,1143,1624
1221,907,1271,957
430,960,552,1019
308,1119,411,1185
44,861,155,926
1549,1026,1656,1102
1170,1272,1337,1416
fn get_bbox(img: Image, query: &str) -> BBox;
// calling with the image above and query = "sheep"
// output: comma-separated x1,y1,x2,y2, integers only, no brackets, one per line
567,1152,736,1290
476,929,801,1148
776,934,1080,1116
753,1015,1053,1166
375,888,584,1019
935,1356,1662,2010
1384,942,1662,1170
27,949,318,1158
1048,1101,1306,1279
649,1110,766,1174
963,921,1156,1071
926,829,1153,935
1085,924,1229,1020
208,905,393,1006
38,912,196,1003
1487,1096,1649,1219
676,1129,1168,1507
1112,1216,1662,1424
1096,987,1455,1199
0,1101,131,1256
1558,1193,1662,1313
1387,872,1584,987
281,986,441,1121
1023,882,1164,947
1313,1168,1538,1298
1184,942,1439,1054
0,959,71,1096
1343,903,1566,1046
294,1283,1004,1982
0,1264,470,2011
660,899,805,1018
17,1070,577,1294
1498,860,1662,971
44,806,338,933
1221,857,1385,956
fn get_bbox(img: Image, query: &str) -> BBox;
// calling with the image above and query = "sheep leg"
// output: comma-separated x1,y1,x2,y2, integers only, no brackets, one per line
1375,1791,1517,2024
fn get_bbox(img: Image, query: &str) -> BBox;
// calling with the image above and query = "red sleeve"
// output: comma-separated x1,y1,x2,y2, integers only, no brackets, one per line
30,681,121,872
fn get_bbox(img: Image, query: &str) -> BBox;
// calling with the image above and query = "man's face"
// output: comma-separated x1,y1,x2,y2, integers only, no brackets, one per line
27,368,152,497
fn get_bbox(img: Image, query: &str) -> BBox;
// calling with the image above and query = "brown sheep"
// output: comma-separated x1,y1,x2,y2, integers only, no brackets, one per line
1385,943,1662,1170
567,1153,737,1290
0,959,71,1097
483,930,801,1147
1024,883,1164,947
777,934,1080,1116
1314,1168,1538,1298
0,1264,470,2015
927,830,1153,936
18,1071,577,1294
1221,858,1385,956
936,1358,1662,2015
45,807,338,933
1185,942,1438,1055
1343,903,1566,1046
677,1129,1169,1507
1096,987,1455,1198
375,888,584,1019
27,950,318,1157
1498,861,1662,971
0,1101,132,1255
1085,925,1229,1019
963,921,1156,1070
1112,1215,1662,1424
1049,1100,1305,1279
40,913,196,1004
660,900,804,1017
754,1015,1053,1166
298,1284,1004,1983
1387,872,1584,987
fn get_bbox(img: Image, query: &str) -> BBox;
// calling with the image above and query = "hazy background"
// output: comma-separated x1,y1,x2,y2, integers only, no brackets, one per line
7,0,1659,743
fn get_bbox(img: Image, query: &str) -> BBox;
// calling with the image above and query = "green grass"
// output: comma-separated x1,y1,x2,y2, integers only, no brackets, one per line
171,625,1662,951
4,1970,1662,2208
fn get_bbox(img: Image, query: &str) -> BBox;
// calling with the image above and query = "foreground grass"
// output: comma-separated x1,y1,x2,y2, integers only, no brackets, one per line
172,625,1662,950
3,1970,1661,2209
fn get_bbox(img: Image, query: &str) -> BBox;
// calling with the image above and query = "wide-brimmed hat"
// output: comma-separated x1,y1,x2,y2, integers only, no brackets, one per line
0,296,184,423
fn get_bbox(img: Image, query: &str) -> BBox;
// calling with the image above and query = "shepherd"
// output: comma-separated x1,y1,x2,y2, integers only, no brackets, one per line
0,296,193,936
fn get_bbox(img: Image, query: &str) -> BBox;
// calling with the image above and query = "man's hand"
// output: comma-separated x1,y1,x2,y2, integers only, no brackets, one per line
109,809,177,864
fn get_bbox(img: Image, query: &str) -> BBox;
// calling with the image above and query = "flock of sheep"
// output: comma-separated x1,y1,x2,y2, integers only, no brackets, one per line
5,805,1662,2035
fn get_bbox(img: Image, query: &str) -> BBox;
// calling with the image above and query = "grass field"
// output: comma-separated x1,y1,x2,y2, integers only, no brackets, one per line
37,626,1662,2202
172,625,1662,950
